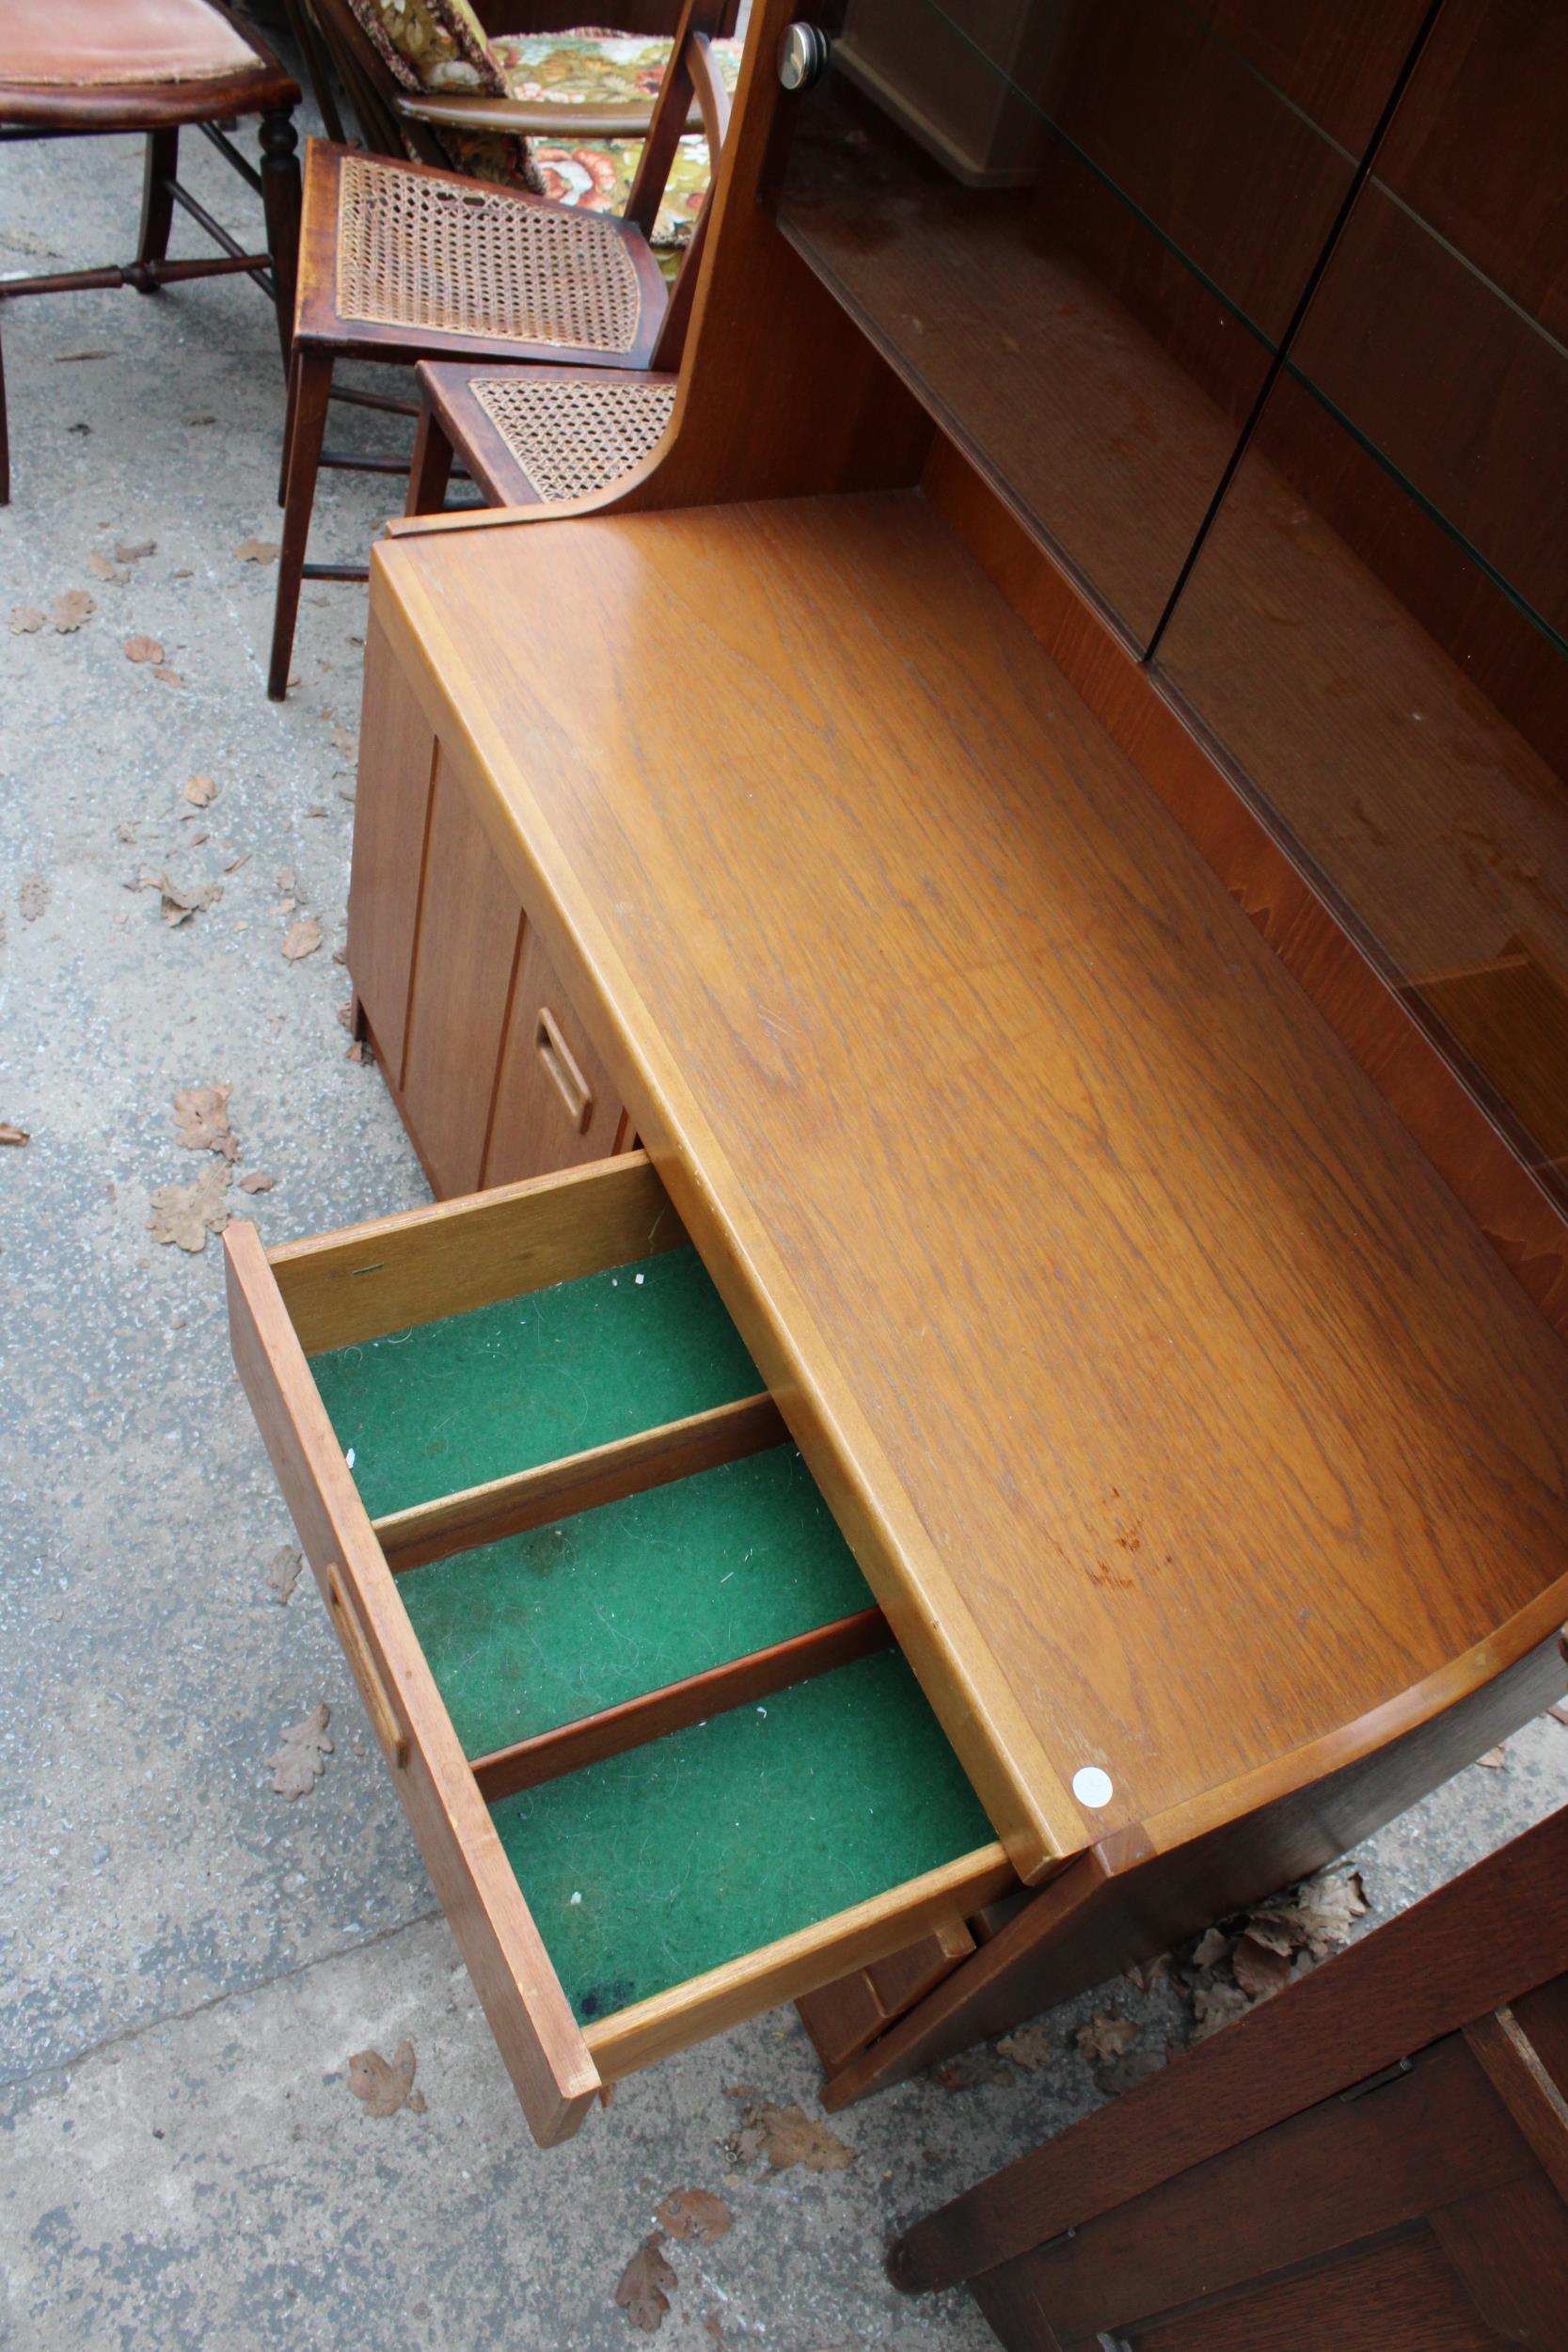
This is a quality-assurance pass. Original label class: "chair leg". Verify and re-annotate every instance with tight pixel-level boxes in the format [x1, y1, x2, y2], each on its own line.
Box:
[136, 129, 180, 282]
[259, 109, 302, 376]
[270, 346, 333, 701]
[277, 347, 301, 507]
[405, 398, 455, 516]
[0, 308, 9, 508]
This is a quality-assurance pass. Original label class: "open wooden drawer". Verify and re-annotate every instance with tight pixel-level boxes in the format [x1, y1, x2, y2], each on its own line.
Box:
[225, 1152, 1016, 2145]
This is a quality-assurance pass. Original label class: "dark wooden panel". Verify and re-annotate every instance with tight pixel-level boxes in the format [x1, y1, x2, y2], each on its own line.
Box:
[890, 1804, 1568, 2294]
[1130, 2230, 1513, 2352]
[1006, 2038, 1531, 2337]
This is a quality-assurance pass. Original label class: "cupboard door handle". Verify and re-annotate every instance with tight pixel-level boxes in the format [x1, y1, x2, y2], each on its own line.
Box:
[327, 1565, 409, 1769]
[535, 1008, 594, 1134]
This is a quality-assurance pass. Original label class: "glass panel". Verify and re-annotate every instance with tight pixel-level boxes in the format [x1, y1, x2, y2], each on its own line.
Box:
[1156, 0, 1568, 1184]
[774, 0, 1428, 646]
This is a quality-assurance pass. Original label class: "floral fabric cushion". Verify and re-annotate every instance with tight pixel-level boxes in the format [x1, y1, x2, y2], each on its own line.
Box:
[488, 31, 743, 110]
[346, 0, 506, 93]
[344, 0, 546, 187]
[492, 34, 743, 248]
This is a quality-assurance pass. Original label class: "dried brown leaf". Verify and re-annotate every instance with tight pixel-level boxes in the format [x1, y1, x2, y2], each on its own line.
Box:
[87, 550, 129, 585]
[1190, 1926, 1230, 1969]
[233, 538, 280, 564]
[182, 774, 217, 807]
[331, 723, 359, 764]
[1191, 1980, 1251, 2042]
[1105, 2042, 1167, 2094]
[115, 539, 156, 564]
[140, 871, 221, 927]
[51, 590, 94, 632]
[267, 1700, 333, 1798]
[347, 2038, 425, 2117]
[1075, 2013, 1139, 2064]
[1477, 1744, 1508, 1770]
[9, 606, 45, 634]
[1231, 1932, 1293, 2002]
[929, 2052, 1013, 2090]
[172, 1082, 237, 1160]
[1251, 1870, 1369, 1959]
[616, 2235, 676, 2334]
[148, 1161, 231, 1252]
[265, 1544, 303, 1604]
[123, 634, 164, 664]
[655, 2189, 730, 2245]
[1547, 1702, 1568, 1727]
[1123, 1953, 1171, 1994]
[152, 666, 184, 687]
[1237, 1914, 1294, 1958]
[995, 2022, 1053, 2072]
[281, 914, 323, 962]
[239, 1170, 275, 1195]
[18, 875, 49, 922]
[727, 2100, 853, 2172]
[0, 1123, 29, 1146]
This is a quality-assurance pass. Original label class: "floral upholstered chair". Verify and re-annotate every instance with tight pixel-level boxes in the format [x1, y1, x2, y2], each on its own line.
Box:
[340, 2, 743, 247]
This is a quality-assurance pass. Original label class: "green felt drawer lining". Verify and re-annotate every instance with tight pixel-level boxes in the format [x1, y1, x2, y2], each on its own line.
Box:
[304, 1227, 997, 2027]
[489, 1646, 995, 2024]
[310, 1243, 762, 1519]
[397, 1443, 875, 1758]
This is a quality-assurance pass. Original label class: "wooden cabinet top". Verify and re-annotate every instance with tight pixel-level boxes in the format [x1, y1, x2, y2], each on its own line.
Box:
[372, 489, 1568, 1877]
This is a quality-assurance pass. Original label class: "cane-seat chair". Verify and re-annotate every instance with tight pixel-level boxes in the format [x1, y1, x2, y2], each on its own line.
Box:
[403, 2, 728, 522]
[268, 0, 735, 696]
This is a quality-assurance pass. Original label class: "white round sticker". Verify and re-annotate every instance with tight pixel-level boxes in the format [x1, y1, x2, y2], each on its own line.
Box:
[1072, 1766, 1114, 1809]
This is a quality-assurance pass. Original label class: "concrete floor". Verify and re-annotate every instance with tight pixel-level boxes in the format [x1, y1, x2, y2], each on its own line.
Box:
[4, 54, 1568, 2352]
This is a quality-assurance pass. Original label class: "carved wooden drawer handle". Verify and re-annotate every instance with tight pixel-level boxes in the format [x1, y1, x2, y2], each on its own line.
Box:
[535, 1007, 594, 1134]
[327, 1566, 409, 1769]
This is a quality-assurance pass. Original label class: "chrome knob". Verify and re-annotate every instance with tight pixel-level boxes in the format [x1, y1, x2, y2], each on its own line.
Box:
[778, 23, 830, 90]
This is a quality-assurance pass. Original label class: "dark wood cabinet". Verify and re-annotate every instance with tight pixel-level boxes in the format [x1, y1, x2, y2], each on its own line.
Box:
[891, 1804, 1568, 2351]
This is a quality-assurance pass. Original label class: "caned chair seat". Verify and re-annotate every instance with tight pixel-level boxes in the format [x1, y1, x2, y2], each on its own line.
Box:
[332, 153, 648, 356]
[413, 361, 676, 507]
[268, 2, 732, 698]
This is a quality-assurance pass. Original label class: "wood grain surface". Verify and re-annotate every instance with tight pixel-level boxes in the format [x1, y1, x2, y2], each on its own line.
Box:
[369, 488, 1568, 1871]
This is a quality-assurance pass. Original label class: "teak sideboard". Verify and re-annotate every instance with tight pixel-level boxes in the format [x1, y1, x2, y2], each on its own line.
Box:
[228, 0, 1568, 2148]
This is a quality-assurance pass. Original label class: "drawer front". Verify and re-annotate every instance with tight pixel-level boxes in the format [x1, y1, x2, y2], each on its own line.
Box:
[226, 1153, 1013, 2147]
[484, 921, 634, 1186]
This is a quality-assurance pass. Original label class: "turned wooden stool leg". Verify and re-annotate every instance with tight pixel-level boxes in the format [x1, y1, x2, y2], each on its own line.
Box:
[405, 397, 454, 516]
[259, 107, 302, 375]
[270, 343, 332, 700]
[136, 128, 180, 282]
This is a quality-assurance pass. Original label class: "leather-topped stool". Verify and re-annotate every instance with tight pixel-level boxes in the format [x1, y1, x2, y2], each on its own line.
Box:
[0, 0, 301, 501]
